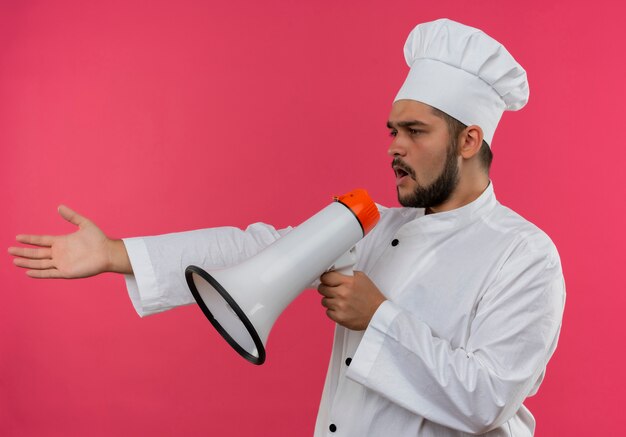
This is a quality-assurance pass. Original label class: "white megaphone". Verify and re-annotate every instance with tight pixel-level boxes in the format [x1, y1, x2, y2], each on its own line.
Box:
[185, 189, 380, 365]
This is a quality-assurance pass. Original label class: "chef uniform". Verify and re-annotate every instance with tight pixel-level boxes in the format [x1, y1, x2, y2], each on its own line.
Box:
[122, 19, 565, 437]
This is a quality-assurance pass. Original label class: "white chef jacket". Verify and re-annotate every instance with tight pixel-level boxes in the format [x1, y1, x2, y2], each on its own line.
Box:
[122, 183, 565, 436]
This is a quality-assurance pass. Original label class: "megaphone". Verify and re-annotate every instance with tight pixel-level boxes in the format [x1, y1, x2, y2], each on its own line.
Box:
[185, 189, 379, 365]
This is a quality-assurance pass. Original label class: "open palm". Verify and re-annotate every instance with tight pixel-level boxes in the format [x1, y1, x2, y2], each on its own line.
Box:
[9, 205, 113, 279]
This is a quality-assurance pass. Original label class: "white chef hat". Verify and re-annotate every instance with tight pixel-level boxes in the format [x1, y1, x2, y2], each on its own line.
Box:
[394, 18, 529, 145]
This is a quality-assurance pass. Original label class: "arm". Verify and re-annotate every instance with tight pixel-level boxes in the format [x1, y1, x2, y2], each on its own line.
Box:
[352, 246, 564, 433]
[9, 205, 131, 278]
[319, 240, 565, 433]
[122, 222, 289, 316]
[9, 205, 290, 317]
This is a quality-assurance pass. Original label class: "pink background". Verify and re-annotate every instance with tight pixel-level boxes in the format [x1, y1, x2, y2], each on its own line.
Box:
[1, 1, 625, 435]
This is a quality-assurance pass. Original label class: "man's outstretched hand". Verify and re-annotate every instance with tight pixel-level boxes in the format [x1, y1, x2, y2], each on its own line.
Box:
[8, 205, 132, 279]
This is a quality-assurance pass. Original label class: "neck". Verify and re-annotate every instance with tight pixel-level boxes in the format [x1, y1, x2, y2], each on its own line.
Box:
[428, 171, 490, 214]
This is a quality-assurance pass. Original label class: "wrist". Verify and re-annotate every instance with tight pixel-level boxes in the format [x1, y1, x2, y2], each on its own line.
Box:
[106, 239, 133, 274]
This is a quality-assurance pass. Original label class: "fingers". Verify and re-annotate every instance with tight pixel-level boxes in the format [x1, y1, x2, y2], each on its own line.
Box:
[318, 270, 355, 297]
[319, 285, 350, 326]
[26, 269, 63, 279]
[15, 234, 55, 247]
[318, 284, 333, 297]
[11, 256, 64, 278]
[13, 257, 55, 270]
[321, 297, 341, 325]
[58, 204, 88, 227]
[325, 308, 340, 324]
[8, 246, 52, 259]
[320, 271, 349, 286]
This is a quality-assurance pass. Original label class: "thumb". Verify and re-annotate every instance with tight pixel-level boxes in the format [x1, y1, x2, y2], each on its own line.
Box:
[58, 204, 88, 227]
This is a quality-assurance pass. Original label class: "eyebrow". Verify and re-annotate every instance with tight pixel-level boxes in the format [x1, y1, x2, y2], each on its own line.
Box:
[386, 120, 430, 129]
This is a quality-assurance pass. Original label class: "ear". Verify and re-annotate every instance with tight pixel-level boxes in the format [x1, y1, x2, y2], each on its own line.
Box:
[458, 125, 484, 159]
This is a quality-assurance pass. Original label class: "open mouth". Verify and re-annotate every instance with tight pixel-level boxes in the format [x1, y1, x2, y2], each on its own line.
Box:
[394, 167, 409, 178]
[392, 161, 414, 183]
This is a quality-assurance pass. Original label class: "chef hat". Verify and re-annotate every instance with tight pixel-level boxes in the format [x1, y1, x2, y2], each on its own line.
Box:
[394, 18, 529, 145]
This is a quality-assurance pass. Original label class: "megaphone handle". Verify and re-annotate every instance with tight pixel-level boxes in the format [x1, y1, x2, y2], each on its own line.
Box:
[335, 265, 354, 276]
[331, 247, 356, 277]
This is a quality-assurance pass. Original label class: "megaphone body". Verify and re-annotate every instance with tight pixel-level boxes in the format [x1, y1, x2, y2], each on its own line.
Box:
[185, 189, 379, 364]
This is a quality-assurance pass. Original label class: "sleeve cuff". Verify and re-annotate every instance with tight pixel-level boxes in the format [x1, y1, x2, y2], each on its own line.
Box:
[347, 300, 402, 382]
[122, 237, 163, 317]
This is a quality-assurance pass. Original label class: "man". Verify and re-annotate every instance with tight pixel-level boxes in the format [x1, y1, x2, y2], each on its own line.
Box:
[9, 19, 565, 436]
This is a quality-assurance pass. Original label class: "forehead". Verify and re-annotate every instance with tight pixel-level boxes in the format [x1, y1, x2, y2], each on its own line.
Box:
[388, 99, 443, 126]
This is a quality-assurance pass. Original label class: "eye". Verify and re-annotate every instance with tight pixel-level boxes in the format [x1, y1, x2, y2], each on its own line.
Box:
[409, 128, 423, 136]
[389, 130, 398, 138]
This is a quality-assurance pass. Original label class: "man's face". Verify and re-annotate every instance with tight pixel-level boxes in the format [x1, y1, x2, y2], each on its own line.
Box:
[387, 100, 460, 209]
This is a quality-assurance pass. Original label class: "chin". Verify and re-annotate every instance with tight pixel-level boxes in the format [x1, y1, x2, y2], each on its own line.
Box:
[396, 189, 415, 208]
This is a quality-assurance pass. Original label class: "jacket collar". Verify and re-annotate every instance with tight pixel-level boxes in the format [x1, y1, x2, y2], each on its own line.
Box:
[396, 181, 497, 235]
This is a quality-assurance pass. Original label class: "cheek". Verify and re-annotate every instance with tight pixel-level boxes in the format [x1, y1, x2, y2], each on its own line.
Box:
[410, 146, 448, 180]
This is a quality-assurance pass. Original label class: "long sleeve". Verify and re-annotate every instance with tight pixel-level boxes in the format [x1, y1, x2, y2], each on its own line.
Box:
[122, 223, 291, 317]
[346, 237, 566, 434]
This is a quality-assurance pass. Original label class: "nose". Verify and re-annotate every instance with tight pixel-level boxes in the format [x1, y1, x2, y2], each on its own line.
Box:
[387, 135, 408, 157]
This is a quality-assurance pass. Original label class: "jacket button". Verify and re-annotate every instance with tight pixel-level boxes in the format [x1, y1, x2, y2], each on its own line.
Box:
[391, 238, 399, 247]
[329, 424, 337, 432]
[345, 357, 352, 366]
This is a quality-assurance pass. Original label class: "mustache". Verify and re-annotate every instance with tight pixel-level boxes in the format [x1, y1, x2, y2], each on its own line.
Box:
[391, 157, 416, 179]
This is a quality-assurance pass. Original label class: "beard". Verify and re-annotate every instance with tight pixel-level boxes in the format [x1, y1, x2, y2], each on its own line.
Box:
[394, 140, 460, 209]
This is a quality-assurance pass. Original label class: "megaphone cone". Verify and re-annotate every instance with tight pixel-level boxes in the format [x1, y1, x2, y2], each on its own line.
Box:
[185, 189, 379, 364]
